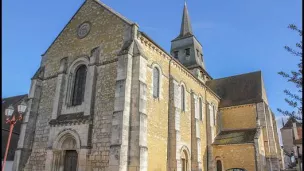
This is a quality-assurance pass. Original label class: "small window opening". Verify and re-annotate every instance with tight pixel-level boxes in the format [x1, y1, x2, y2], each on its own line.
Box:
[185, 48, 190, 56]
[174, 51, 179, 59]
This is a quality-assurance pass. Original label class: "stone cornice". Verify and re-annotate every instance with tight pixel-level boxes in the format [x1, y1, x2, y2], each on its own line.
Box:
[137, 32, 220, 101]
[49, 112, 92, 127]
[219, 103, 256, 111]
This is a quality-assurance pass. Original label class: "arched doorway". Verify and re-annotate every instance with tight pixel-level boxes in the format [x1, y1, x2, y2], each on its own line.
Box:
[181, 150, 188, 171]
[61, 137, 78, 171]
[216, 160, 222, 171]
[51, 130, 81, 171]
[64, 150, 78, 171]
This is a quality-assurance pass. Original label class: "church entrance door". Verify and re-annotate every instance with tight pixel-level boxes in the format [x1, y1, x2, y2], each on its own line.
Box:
[64, 150, 78, 171]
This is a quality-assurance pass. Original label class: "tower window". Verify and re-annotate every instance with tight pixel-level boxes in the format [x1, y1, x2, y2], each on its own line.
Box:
[174, 51, 179, 59]
[196, 49, 200, 57]
[201, 54, 203, 61]
[185, 48, 190, 56]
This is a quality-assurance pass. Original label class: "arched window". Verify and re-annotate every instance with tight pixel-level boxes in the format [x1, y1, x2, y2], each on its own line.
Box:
[153, 67, 160, 98]
[216, 160, 222, 171]
[199, 98, 203, 121]
[181, 150, 188, 171]
[181, 85, 185, 111]
[71, 65, 87, 106]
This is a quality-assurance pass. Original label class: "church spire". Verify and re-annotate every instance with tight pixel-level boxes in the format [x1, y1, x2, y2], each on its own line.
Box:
[179, 2, 193, 37]
[171, 1, 210, 81]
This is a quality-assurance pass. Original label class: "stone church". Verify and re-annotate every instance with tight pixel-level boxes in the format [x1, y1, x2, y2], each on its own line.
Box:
[13, 0, 282, 170]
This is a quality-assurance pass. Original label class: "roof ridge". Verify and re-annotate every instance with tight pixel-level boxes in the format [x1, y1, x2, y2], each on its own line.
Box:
[2, 94, 28, 101]
[208, 70, 261, 82]
[93, 0, 134, 25]
[42, 0, 134, 56]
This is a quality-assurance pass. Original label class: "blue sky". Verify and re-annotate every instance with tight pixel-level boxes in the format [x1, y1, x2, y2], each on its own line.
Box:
[2, 0, 302, 143]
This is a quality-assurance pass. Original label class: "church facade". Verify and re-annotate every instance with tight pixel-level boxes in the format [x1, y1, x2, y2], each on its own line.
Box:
[13, 0, 282, 171]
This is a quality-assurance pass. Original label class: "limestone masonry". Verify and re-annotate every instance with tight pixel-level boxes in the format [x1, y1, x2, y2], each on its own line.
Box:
[13, 0, 282, 170]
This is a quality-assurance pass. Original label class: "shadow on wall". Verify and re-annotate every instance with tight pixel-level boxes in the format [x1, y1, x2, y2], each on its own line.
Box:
[203, 146, 207, 170]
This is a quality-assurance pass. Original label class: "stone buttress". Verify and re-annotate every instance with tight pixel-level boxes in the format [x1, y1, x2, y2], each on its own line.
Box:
[13, 67, 44, 171]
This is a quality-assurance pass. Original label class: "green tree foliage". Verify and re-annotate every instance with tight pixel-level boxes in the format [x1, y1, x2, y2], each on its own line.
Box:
[277, 24, 302, 121]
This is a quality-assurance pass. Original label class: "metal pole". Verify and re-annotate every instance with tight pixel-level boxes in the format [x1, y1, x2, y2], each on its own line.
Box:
[2, 123, 14, 171]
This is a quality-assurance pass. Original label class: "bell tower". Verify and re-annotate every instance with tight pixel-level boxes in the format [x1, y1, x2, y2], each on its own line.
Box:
[170, 2, 211, 82]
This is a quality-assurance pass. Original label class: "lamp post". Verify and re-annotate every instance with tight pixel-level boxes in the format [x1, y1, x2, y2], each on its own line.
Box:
[2, 100, 27, 171]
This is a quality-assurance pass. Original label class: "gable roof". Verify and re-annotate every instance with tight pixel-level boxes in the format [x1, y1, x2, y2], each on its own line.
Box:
[2, 94, 28, 131]
[282, 117, 302, 129]
[206, 71, 263, 108]
[212, 129, 257, 145]
[42, 0, 134, 56]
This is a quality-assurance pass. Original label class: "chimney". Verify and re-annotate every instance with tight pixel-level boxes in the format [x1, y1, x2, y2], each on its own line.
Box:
[293, 122, 299, 140]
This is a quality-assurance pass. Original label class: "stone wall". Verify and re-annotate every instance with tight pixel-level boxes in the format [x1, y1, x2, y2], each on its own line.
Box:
[138, 32, 220, 171]
[213, 144, 256, 171]
[22, 0, 133, 170]
[220, 104, 257, 130]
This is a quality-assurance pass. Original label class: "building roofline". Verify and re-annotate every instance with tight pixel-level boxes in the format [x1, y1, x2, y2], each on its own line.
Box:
[2, 94, 28, 102]
[94, 0, 134, 25]
[139, 31, 220, 100]
[210, 70, 262, 81]
[41, 0, 134, 56]
[171, 34, 204, 48]
[186, 65, 213, 79]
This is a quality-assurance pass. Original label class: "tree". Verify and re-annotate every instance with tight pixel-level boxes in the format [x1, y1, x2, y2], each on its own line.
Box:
[277, 24, 302, 121]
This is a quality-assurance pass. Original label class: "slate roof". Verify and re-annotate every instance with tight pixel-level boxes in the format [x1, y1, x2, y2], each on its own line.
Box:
[173, 2, 193, 40]
[206, 71, 263, 108]
[282, 117, 302, 129]
[212, 129, 257, 145]
[2, 94, 28, 160]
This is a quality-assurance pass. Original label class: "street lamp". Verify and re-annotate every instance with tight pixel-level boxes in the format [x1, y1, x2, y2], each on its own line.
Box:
[2, 100, 27, 171]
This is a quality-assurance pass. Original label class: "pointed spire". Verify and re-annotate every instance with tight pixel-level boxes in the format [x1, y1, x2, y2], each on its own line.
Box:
[179, 2, 193, 37]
